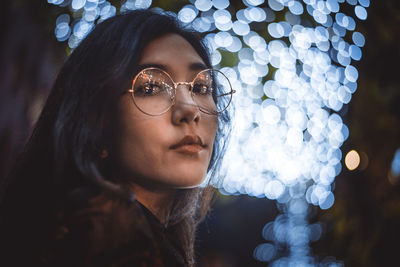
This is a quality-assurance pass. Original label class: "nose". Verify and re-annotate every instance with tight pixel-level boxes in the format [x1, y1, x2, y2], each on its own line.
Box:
[171, 83, 200, 125]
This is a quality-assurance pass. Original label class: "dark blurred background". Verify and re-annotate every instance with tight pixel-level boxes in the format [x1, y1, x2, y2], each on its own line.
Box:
[1, 0, 399, 266]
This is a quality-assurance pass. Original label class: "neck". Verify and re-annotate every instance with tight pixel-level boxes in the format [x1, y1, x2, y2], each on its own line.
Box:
[129, 183, 176, 225]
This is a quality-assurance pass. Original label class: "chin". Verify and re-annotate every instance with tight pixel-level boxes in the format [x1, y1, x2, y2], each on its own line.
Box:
[163, 164, 207, 189]
[168, 172, 206, 189]
[173, 177, 205, 189]
[175, 181, 204, 189]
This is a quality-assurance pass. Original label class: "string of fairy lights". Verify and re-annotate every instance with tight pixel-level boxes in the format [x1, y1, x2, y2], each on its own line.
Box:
[47, 0, 369, 265]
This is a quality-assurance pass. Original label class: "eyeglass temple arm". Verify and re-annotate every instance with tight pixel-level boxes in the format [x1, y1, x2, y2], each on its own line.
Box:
[216, 89, 236, 97]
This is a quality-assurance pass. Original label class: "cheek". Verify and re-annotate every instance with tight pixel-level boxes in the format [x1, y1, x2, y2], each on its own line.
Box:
[118, 117, 165, 165]
[115, 125, 167, 185]
[115, 98, 163, 177]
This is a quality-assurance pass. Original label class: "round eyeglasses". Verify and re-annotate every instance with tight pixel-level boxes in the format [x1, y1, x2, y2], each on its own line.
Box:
[127, 68, 235, 116]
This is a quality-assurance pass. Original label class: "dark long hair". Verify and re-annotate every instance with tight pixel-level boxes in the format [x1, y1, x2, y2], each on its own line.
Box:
[0, 9, 230, 267]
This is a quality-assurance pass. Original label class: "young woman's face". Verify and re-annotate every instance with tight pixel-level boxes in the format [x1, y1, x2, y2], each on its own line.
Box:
[116, 33, 218, 190]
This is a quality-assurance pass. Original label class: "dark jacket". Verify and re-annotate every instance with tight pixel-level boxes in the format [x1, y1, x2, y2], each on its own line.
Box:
[1, 198, 186, 267]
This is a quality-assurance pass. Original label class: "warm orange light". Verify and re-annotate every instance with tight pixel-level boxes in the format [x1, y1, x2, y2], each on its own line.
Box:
[345, 150, 360, 171]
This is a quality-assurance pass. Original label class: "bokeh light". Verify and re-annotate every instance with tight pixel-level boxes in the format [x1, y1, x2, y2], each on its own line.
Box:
[391, 149, 400, 176]
[345, 149, 360, 171]
[388, 148, 400, 185]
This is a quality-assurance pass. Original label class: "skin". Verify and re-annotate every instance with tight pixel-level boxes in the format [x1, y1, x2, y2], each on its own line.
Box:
[115, 33, 218, 222]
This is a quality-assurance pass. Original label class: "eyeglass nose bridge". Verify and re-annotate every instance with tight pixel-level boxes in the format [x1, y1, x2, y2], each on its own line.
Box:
[171, 81, 195, 102]
[174, 81, 193, 90]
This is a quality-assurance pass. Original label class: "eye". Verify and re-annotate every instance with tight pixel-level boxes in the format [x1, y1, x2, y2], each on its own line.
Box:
[192, 83, 213, 96]
[135, 82, 163, 96]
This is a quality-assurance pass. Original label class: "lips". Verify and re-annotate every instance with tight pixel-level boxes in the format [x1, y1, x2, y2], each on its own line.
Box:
[170, 135, 206, 154]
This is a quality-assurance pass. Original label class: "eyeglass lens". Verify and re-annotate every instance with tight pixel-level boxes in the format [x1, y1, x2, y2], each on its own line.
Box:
[132, 68, 232, 115]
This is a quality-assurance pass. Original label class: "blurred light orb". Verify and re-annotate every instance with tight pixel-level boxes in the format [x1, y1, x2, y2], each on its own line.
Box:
[249, 35, 266, 51]
[268, 23, 285, 38]
[254, 49, 270, 65]
[192, 17, 212, 32]
[133, 0, 152, 9]
[288, 1, 304, 15]
[345, 65, 359, 82]
[389, 149, 400, 185]
[211, 49, 222, 65]
[213, 9, 231, 24]
[268, 0, 284, 11]
[252, 61, 269, 76]
[220, 67, 237, 82]
[68, 33, 80, 48]
[345, 150, 360, 171]
[319, 191, 335, 209]
[262, 102, 281, 125]
[349, 44, 362, 60]
[83, 8, 99, 22]
[178, 6, 197, 23]
[73, 20, 92, 39]
[355, 5, 368, 20]
[48, 0, 64, 4]
[337, 86, 351, 103]
[315, 26, 329, 41]
[226, 36, 243, 52]
[236, 9, 251, 23]
[391, 149, 400, 176]
[326, 0, 340, 13]
[84, 0, 98, 11]
[71, 0, 86, 10]
[214, 31, 233, 47]
[313, 9, 328, 24]
[335, 13, 347, 27]
[246, 7, 266, 22]
[55, 22, 71, 41]
[358, 0, 370, 7]
[100, 4, 116, 21]
[337, 52, 350, 66]
[245, 0, 265, 6]
[233, 20, 251, 35]
[195, 0, 213, 11]
[254, 243, 276, 262]
[212, 0, 229, 9]
[56, 13, 70, 24]
[352, 31, 366, 47]
[215, 20, 232, 31]
[346, 0, 358, 6]
[265, 180, 285, 199]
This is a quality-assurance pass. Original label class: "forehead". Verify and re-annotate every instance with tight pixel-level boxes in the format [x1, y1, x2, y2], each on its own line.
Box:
[138, 33, 206, 76]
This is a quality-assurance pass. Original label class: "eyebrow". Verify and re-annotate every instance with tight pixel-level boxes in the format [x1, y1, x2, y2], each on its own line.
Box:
[136, 62, 208, 73]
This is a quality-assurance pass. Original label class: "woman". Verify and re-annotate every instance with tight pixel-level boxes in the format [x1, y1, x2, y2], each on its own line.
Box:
[0, 9, 233, 267]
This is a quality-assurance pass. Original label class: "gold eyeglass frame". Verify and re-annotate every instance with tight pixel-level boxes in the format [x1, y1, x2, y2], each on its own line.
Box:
[127, 67, 236, 116]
